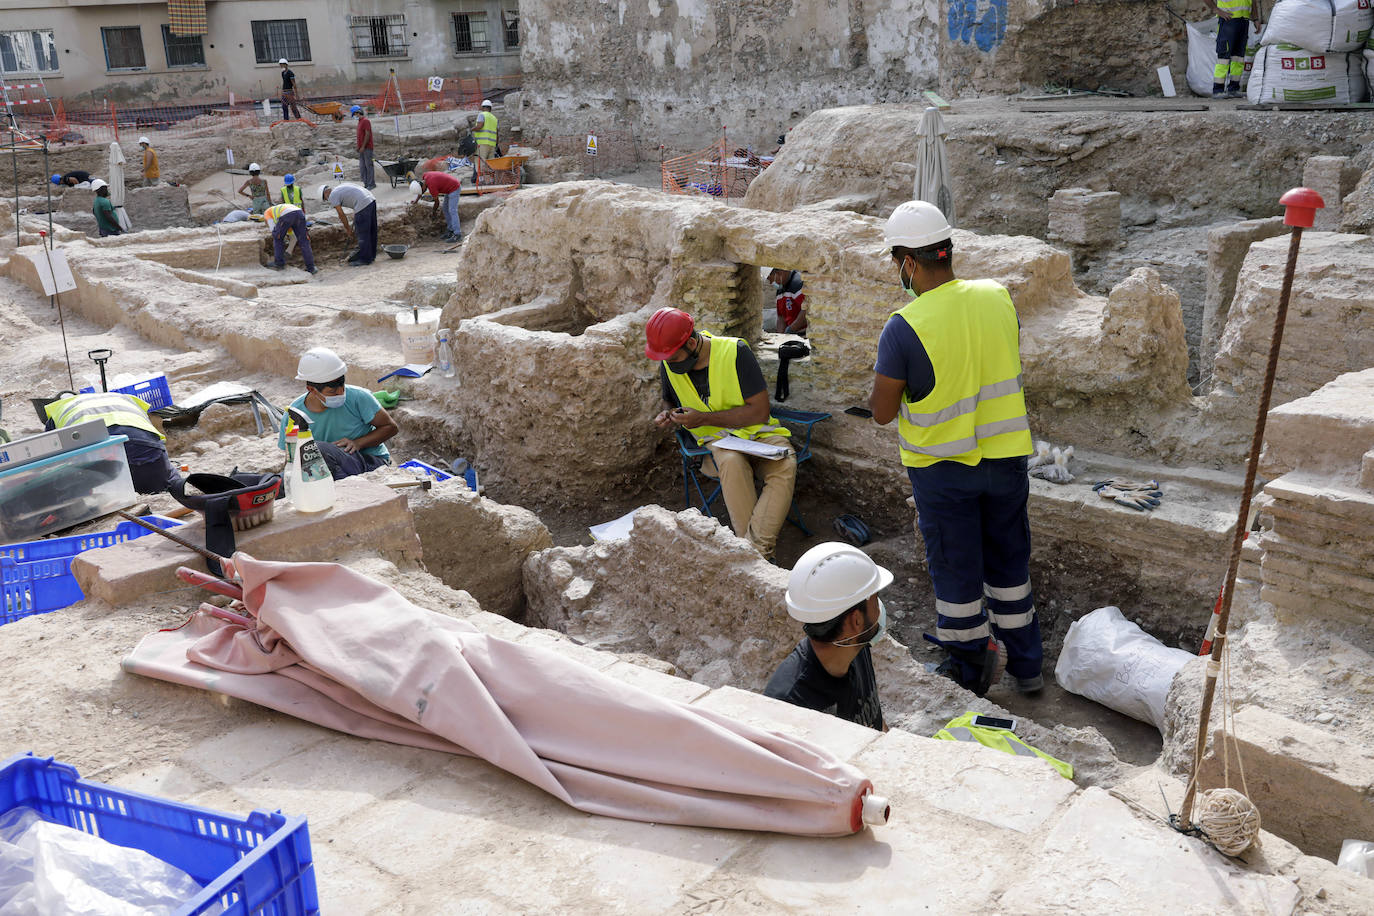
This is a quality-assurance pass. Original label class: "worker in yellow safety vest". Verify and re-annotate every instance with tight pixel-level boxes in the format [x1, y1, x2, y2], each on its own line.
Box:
[280, 174, 304, 206]
[867, 200, 1041, 698]
[44, 392, 181, 494]
[1208, 0, 1251, 98]
[473, 99, 498, 159]
[646, 307, 795, 559]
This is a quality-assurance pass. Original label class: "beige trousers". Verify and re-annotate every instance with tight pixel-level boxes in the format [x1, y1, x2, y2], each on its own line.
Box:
[476, 143, 497, 160]
[702, 435, 797, 558]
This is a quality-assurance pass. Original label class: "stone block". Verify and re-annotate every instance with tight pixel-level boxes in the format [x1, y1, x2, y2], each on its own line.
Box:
[1201, 216, 1287, 387]
[1302, 155, 1361, 232]
[72, 477, 422, 607]
[1198, 706, 1374, 863]
[1262, 368, 1374, 487]
[178, 718, 335, 784]
[1341, 163, 1374, 233]
[1046, 187, 1121, 247]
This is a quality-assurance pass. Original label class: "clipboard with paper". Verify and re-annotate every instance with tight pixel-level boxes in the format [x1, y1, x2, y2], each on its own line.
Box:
[709, 435, 790, 460]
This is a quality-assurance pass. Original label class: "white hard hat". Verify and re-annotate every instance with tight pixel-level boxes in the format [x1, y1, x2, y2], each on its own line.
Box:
[278, 58, 289, 65]
[138, 136, 150, 145]
[784, 543, 893, 623]
[883, 200, 953, 250]
[249, 162, 261, 172]
[295, 347, 348, 383]
[481, 99, 492, 108]
[319, 184, 331, 200]
[89, 179, 107, 191]
[409, 179, 422, 195]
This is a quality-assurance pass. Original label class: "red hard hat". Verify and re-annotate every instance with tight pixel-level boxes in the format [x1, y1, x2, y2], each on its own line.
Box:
[644, 307, 695, 360]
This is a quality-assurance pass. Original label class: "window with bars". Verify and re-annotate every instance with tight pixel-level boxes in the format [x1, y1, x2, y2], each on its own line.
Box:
[161, 25, 206, 68]
[500, 8, 519, 49]
[453, 12, 490, 54]
[101, 26, 146, 70]
[251, 19, 311, 64]
[349, 14, 409, 59]
[0, 29, 58, 74]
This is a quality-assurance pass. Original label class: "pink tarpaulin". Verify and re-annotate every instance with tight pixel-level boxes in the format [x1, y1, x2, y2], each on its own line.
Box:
[123, 555, 885, 836]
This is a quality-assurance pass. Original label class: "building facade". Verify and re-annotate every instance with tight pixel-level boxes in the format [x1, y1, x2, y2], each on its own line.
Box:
[0, 0, 521, 106]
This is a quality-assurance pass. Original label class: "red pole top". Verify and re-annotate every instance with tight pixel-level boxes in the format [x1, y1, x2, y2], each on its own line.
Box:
[1279, 186, 1325, 229]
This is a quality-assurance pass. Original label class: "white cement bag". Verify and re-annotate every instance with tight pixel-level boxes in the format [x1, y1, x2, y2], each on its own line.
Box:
[1187, 19, 1263, 94]
[1366, 48, 1374, 92]
[1054, 606, 1194, 732]
[1247, 44, 1366, 102]
[1263, 0, 1373, 52]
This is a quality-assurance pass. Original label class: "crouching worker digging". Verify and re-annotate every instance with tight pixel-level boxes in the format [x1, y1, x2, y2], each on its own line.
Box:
[278, 347, 397, 479]
[765, 543, 892, 730]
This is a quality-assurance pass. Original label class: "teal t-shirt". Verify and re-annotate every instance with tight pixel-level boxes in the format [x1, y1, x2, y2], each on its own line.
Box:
[93, 196, 120, 233]
[278, 385, 390, 459]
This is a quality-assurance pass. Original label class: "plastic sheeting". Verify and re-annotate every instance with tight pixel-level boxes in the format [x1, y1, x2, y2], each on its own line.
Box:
[124, 554, 881, 837]
[1053, 606, 1194, 732]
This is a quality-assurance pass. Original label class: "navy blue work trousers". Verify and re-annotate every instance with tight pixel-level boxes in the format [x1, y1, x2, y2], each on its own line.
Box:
[351, 202, 377, 264]
[909, 455, 1042, 683]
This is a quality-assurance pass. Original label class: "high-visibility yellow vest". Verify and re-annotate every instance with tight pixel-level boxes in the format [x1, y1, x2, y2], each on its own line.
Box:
[474, 111, 497, 146]
[1217, 0, 1250, 18]
[263, 203, 300, 229]
[934, 712, 1074, 779]
[45, 392, 163, 440]
[665, 333, 791, 446]
[891, 279, 1033, 468]
[281, 184, 303, 206]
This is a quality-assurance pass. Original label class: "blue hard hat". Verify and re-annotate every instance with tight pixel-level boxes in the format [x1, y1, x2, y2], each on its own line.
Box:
[283, 174, 295, 185]
[51, 174, 62, 184]
[351, 105, 362, 115]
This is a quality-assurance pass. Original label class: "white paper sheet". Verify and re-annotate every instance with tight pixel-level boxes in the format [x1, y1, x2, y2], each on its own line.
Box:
[589, 507, 644, 542]
[710, 435, 789, 459]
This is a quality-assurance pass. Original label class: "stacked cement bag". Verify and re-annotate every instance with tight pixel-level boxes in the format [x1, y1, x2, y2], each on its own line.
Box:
[1186, 20, 1263, 95]
[1248, 0, 1373, 102]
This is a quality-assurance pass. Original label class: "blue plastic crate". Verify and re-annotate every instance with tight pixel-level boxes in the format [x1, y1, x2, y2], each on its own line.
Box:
[0, 753, 318, 916]
[1, 515, 183, 624]
[78, 373, 174, 409]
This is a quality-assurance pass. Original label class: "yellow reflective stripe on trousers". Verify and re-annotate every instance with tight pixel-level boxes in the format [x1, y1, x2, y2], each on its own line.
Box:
[899, 375, 1024, 428]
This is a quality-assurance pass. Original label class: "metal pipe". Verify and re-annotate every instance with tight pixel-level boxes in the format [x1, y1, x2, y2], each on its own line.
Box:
[116, 510, 225, 564]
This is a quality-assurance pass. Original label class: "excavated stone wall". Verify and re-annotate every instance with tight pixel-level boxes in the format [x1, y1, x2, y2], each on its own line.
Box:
[56, 185, 193, 234]
[743, 106, 1374, 238]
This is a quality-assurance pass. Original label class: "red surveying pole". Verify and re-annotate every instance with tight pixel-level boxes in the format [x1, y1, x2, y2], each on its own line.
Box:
[1178, 187, 1325, 828]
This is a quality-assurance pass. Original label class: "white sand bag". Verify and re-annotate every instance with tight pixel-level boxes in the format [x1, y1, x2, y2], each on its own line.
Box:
[1247, 44, 1365, 102]
[1054, 606, 1194, 732]
[1330, 0, 1373, 51]
[1189, 19, 1264, 95]
[1263, 0, 1338, 52]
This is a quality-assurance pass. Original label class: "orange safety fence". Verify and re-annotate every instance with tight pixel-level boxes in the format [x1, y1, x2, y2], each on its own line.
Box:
[371, 76, 483, 114]
[661, 138, 773, 201]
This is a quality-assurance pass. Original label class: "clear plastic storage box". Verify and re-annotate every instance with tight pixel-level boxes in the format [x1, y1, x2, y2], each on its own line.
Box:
[0, 435, 135, 542]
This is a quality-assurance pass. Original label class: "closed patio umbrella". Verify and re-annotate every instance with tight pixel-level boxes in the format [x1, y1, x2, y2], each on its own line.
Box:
[912, 106, 954, 226]
[108, 140, 132, 231]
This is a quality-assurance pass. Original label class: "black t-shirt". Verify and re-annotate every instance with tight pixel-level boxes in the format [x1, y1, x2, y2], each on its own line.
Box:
[764, 639, 884, 731]
[659, 339, 766, 407]
[63, 170, 91, 184]
[281, 68, 296, 92]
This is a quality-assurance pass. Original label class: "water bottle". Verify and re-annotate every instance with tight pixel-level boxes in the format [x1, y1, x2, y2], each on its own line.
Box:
[436, 328, 457, 380]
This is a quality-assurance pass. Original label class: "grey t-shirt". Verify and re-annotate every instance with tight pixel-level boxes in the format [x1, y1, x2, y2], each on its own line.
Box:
[328, 184, 375, 210]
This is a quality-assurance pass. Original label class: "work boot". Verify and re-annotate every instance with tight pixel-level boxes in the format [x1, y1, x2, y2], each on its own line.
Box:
[1014, 674, 1045, 694]
[1211, 82, 1225, 99]
[1225, 82, 1243, 99]
[927, 637, 1006, 697]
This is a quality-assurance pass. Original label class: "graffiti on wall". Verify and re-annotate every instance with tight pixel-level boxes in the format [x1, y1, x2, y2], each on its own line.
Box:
[948, 0, 1008, 52]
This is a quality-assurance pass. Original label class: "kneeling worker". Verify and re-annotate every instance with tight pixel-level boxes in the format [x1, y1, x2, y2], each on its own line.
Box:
[646, 307, 795, 559]
[764, 542, 891, 730]
[44, 391, 181, 494]
[279, 347, 397, 479]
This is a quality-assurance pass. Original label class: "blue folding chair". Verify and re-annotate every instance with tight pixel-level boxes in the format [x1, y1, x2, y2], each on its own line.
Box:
[675, 406, 831, 535]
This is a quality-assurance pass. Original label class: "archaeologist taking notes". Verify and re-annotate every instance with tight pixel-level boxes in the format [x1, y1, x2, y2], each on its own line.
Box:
[764, 542, 892, 730]
[868, 200, 1042, 698]
[279, 347, 397, 479]
[646, 306, 795, 560]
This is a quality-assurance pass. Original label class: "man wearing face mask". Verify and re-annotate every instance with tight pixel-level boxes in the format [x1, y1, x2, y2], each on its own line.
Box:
[867, 200, 1041, 699]
[646, 307, 796, 560]
[278, 347, 398, 479]
[764, 542, 891, 730]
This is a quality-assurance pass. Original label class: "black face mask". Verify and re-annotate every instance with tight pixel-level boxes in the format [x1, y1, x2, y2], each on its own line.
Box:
[666, 341, 698, 374]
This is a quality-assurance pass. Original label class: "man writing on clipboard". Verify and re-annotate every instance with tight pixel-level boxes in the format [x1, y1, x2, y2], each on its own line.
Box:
[646, 307, 796, 560]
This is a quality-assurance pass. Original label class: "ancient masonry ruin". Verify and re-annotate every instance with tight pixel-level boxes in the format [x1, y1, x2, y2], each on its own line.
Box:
[2, 68, 1374, 914]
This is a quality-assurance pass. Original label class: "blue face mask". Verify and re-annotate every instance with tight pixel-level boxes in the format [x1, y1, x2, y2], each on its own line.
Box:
[322, 393, 346, 408]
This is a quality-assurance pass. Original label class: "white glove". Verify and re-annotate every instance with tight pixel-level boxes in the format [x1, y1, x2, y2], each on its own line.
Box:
[1029, 446, 1075, 483]
[1026, 440, 1053, 470]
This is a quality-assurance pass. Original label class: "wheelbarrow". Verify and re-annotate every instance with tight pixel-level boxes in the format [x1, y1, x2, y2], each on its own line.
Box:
[379, 157, 420, 188]
[304, 100, 347, 122]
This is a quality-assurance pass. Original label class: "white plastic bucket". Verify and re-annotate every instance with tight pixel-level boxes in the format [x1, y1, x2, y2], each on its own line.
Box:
[395, 308, 441, 364]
